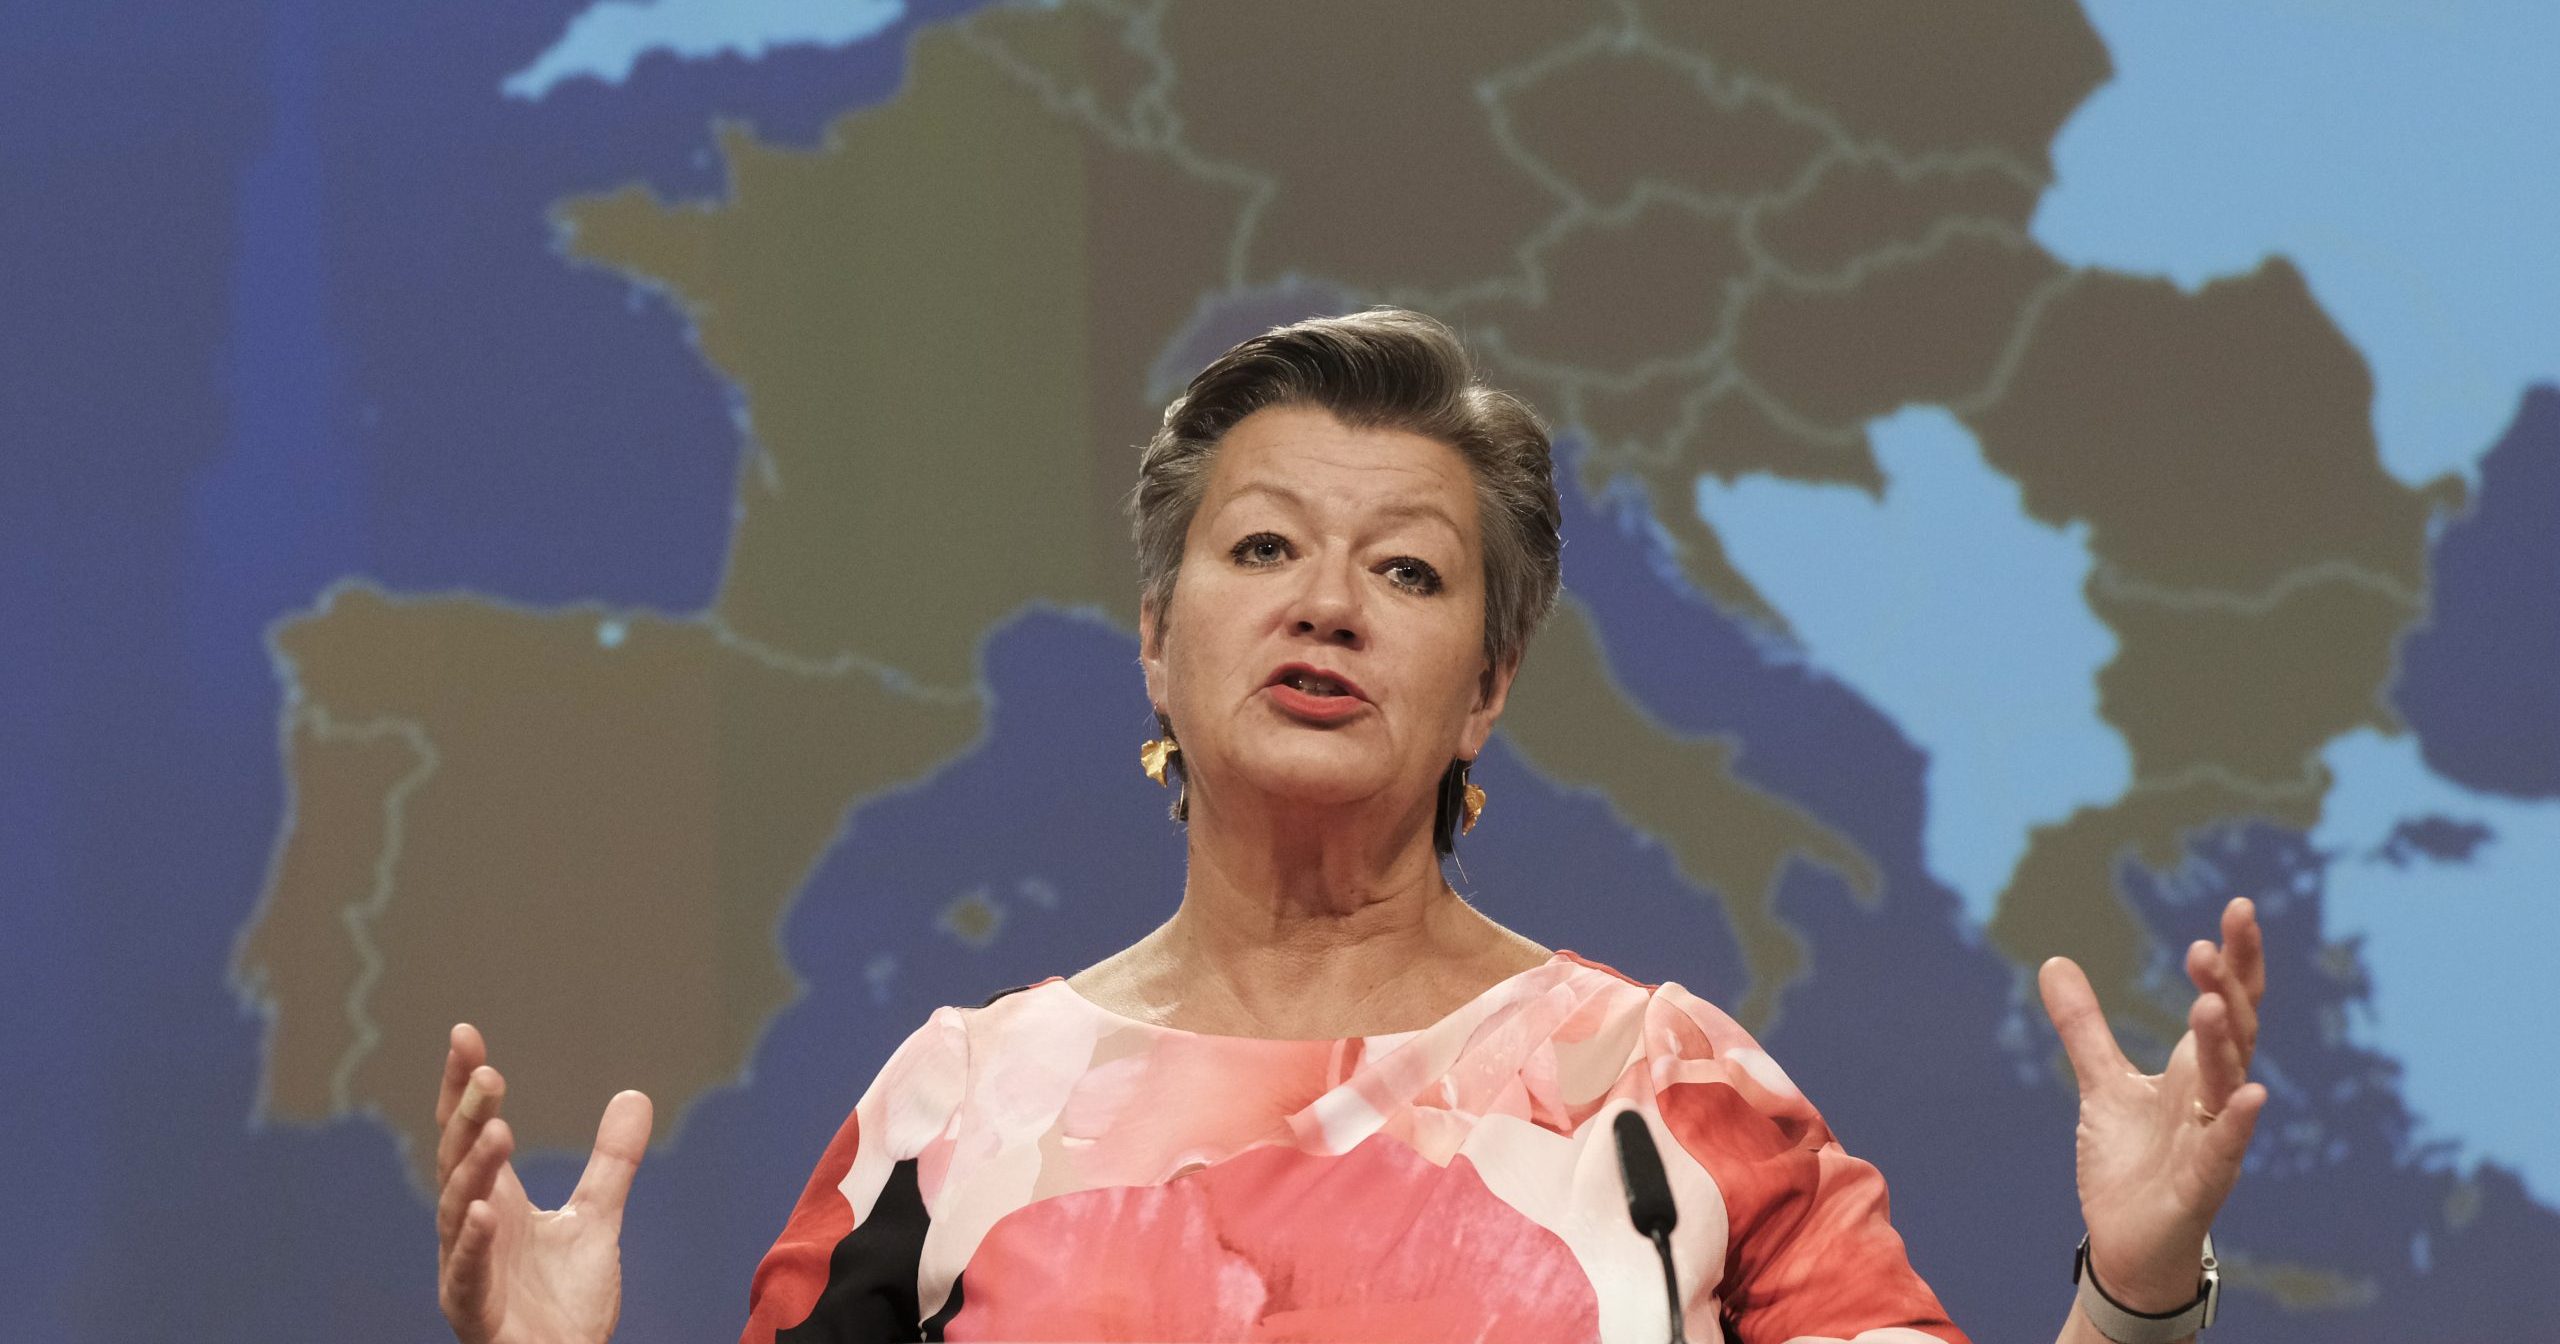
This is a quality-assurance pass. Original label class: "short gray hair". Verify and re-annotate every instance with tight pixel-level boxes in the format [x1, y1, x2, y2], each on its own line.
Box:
[1126, 308, 1563, 671]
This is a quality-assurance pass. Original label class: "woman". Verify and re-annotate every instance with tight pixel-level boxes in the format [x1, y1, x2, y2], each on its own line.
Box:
[432, 310, 2267, 1343]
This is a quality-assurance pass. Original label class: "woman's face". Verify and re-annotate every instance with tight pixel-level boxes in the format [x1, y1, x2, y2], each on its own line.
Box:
[1141, 405, 1513, 829]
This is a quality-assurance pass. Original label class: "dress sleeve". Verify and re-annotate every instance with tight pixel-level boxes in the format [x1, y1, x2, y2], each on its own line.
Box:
[741, 1006, 970, 1344]
[1645, 986, 1970, 1344]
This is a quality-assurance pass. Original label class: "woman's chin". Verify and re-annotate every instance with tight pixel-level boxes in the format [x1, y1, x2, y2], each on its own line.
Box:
[1222, 760, 1400, 816]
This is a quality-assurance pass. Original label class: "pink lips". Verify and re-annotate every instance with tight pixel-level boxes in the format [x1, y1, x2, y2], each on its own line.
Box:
[1265, 662, 1368, 722]
[1266, 662, 1368, 701]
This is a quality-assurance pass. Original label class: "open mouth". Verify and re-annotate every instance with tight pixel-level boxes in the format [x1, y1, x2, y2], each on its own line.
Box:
[1282, 671, 1350, 697]
[1268, 663, 1366, 704]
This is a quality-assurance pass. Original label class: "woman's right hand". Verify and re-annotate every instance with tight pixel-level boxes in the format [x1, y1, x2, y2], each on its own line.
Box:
[435, 1023, 653, 1344]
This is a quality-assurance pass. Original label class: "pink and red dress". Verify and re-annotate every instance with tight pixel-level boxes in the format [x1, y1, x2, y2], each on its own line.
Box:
[741, 951, 1968, 1343]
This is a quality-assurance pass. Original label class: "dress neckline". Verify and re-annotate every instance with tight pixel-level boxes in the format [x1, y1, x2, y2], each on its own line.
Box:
[1030, 949, 1624, 1044]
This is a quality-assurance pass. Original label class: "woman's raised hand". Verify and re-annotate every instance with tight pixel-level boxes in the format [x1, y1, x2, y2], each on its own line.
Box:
[435, 1024, 653, 1344]
[2038, 897, 2269, 1313]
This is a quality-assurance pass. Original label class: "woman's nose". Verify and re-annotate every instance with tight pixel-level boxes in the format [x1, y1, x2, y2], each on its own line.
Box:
[1287, 556, 1364, 646]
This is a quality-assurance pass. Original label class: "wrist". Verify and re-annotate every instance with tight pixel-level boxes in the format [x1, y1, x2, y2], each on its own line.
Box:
[2074, 1233, 2221, 1343]
[2088, 1240, 2209, 1313]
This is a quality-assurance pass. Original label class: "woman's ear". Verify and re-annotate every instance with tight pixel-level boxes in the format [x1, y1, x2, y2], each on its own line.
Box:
[1139, 596, 1169, 712]
[1459, 653, 1519, 757]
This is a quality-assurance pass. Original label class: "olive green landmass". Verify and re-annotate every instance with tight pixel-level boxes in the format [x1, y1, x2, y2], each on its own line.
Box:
[232, 585, 979, 1182]
[236, 715, 432, 1122]
[1750, 154, 2041, 280]
[1963, 262, 2459, 594]
[1498, 597, 1881, 1031]
[2091, 576, 2416, 787]
[1666, 380, 1886, 494]
[962, 0, 1158, 144]
[1153, 2, 1594, 294]
[1731, 229, 2065, 430]
[1496, 44, 1835, 210]
[1633, 0, 2112, 174]
[1486, 199, 1753, 372]
[560, 28, 1245, 687]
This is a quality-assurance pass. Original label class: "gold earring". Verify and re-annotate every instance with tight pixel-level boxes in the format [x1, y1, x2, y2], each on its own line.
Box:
[1140, 737, 1178, 787]
[1461, 778, 1486, 834]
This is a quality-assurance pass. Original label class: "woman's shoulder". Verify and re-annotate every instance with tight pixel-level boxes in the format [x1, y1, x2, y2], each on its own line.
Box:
[1533, 952, 1815, 1102]
[1543, 951, 1757, 1047]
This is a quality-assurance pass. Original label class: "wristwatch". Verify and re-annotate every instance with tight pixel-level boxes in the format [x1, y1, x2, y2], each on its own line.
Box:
[2072, 1234, 2219, 1343]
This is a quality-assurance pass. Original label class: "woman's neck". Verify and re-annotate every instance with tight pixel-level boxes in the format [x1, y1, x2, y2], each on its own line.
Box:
[1072, 799, 1549, 1039]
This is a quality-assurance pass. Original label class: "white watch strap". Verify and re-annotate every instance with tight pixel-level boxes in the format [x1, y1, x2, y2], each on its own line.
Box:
[2073, 1233, 2219, 1343]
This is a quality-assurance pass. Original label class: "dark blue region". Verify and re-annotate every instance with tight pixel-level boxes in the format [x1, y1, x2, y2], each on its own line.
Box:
[0, 0, 994, 1338]
[2116, 825, 2560, 1336]
[0, 4, 279, 1333]
[2372, 814, 2496, 868]
[2394, 384, 2560, 799]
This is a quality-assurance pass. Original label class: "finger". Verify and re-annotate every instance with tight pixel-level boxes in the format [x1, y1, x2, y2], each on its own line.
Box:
[436, 1023, 486, 1131]
[437, 1064, 506, 1190]
[2189, 992, 2245, 1110]
[2223, 897, 2267, 1005]
[2191, 940, 2260, 1064]
[569, 1090, 654, 1226]
[441, 1198, 499, 1329]
[438, 1117, 515, 1250]
[2038, 957, 2135, 1095]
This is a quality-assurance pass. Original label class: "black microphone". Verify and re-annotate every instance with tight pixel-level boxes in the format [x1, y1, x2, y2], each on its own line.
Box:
[1613, 1110, 1688, 1344]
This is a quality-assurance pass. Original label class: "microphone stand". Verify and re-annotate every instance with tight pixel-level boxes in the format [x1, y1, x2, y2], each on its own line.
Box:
[1613, 1110, 1689, 1344]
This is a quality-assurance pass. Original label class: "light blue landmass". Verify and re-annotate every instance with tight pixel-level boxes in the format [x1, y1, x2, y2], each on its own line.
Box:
[2313, 729, 2560, 1207]
[503, 0, 907, 100]
[2035, 0, 2560, 488]
[1692, 405, 2129, 928]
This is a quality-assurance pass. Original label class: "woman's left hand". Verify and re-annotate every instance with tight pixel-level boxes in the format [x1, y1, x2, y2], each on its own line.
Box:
[2038, 897, 2268, 1312]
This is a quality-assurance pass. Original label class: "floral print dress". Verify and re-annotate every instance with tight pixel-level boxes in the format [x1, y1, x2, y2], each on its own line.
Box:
[741, 951, 1969, 1343]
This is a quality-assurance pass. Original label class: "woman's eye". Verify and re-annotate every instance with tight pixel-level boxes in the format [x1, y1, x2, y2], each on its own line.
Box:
[1383, 557, 1444, 595]
[1230, 533, 1291, 566]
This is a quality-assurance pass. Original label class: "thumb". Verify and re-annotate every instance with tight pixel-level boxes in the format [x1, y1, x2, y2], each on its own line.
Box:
[2039, 956, 2134, 1096]
[2201, 1080, 2269, 1173]
[569, 1089, 653, 1226]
